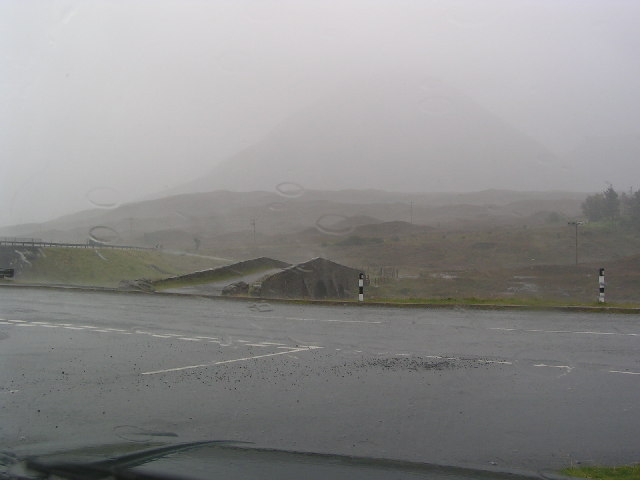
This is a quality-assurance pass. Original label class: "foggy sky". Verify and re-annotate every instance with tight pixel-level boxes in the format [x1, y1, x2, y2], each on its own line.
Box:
[2, 0, 640, 227]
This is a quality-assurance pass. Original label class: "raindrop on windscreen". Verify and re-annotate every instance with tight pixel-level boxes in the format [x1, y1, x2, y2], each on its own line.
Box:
[315, 214, 355, 236]
[88, 226, 120, 244]
[114, 425, 178, 443]
[292, 264, 313, 273]
[248, 302, 273, 313]
[419, 96, 454, 117]
[275, 182, 305, 199]
[86, 187, 121, 209]
[267, 202, 287, 212]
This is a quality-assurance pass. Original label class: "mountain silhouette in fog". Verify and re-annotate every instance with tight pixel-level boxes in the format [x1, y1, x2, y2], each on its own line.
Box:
[177, 76, 565, 194]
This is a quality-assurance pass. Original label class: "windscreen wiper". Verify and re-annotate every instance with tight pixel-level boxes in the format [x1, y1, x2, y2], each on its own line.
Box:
[6, 441, 250, 480]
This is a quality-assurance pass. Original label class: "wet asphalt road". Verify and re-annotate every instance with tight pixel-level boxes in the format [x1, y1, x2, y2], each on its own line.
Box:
[0, 287, 639, 475]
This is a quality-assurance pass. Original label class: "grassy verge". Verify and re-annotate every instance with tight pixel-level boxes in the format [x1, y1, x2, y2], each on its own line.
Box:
[15, 248, 228, 287]
[152, 257, 289, 290]
[367, 296, 640, 308]
[561, 464, 640, 479]
[152, 266, 265, 290]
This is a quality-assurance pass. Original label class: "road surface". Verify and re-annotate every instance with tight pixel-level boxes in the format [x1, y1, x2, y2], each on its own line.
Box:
[0, 287, 638, 475]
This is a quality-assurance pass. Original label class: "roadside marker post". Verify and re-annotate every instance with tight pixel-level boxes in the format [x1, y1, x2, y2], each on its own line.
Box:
[598, 268, 605, 303]
[359, 273, 364, 302]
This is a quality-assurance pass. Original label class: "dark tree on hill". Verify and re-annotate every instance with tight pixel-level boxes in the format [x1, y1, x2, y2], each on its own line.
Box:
[582, 185, 621, 222]
[581, 193, 606, 221]
[602, 185, 620, 219]
[627, 190, 640, 228]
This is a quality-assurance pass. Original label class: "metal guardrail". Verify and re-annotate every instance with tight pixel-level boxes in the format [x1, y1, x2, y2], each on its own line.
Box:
[0, 240, 156, 251]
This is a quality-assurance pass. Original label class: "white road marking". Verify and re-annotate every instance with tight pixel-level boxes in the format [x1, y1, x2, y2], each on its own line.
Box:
[102, 328, 127, 332]
[16, 324, 35, 327]
[177, 337, 201, 341]
[259, 342, 286, 346]
[478, 360, 513, 365]
[63, 326, 85, 330]
[609, 370, 640, 375]
[194, 336, 218, 340]
[236, 340, 250, 343]
[245, 343, 269, 347]
[40, 324, 60, 328]
[141, 346, 323, 375]
[284, 316, 382, 324]
[534, 364, 573, 371]
[0, 321, 12, 325]
[491, 327, 638, 337]
[31, 321, 51, 325]
[151, 334, 174, 338]
[8, 319, 26, 323]
[95, 329, 112, 333]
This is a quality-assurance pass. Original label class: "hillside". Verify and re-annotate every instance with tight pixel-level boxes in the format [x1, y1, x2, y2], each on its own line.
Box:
[0, 189, 587, 251]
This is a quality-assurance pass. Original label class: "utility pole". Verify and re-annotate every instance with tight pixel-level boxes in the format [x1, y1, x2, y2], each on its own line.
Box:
[250, 218, 256, 244]
[410, 201, 414, 225]
[567, 221, 583, 265]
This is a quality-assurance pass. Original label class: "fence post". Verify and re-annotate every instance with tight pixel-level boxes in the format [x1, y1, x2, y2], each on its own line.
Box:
[598, 268, 605, 303]
[358, 273, 364, 302]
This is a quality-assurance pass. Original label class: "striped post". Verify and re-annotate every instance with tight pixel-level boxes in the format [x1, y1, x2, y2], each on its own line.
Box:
[598, 268, 605, 303]
[358, 273, 364, 302]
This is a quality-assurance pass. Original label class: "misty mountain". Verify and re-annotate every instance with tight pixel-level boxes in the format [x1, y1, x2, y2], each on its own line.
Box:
[172, 77, 568, 195]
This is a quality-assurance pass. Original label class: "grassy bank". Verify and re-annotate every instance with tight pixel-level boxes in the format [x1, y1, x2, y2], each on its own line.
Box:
[561, 464, 640, 480]
[13, 247, 228, 287]
[152, 257, 289, 290]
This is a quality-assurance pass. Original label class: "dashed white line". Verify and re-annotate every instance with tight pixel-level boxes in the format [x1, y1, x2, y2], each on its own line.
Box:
[63, 326, 85, 330]
[141, 346, 323, 375]
[245, 343, 269, 347]
[609, 370, 640, 375]
[534, 364, 573, 371]
[284, 316, 382, 324]
[177, 337, 201, 341]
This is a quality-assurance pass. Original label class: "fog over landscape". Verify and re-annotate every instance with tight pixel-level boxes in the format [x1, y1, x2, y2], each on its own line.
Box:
[2, 0, 640, 227]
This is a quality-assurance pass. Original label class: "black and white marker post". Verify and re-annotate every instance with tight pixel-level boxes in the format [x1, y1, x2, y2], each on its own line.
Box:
[359, 273, 364, 302]
[598, 268, 605, 303]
